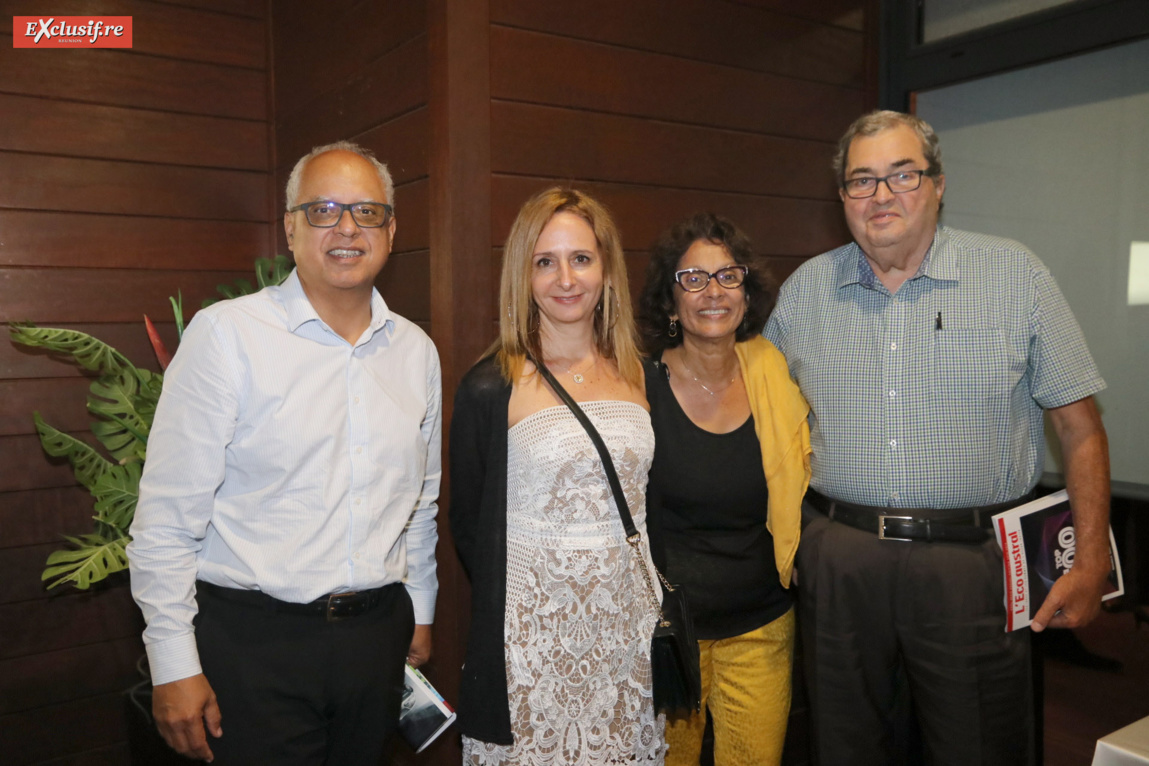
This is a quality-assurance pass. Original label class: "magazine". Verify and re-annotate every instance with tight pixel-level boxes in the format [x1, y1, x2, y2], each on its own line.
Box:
[992, 489, 1124, 632]
[399, 664, 457, 753]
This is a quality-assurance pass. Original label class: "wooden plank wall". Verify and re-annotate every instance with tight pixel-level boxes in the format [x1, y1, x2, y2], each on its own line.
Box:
[0, 1, 274, 763]
[271, 0, 431, 335]
[489, 0, 872, 301]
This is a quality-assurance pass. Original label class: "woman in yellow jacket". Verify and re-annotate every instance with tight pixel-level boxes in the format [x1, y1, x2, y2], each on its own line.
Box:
[639, 213, 810, 766]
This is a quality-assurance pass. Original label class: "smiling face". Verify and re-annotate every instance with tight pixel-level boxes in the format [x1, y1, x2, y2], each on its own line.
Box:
[672, 239, 746, 343]
[530, 211, 605, 335]
[840, 123, 944, 265]
[283, 150, 395, 302]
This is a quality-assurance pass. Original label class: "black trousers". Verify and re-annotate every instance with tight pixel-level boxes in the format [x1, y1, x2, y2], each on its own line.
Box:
[195, 582, 415, 766]
[798, 503, 1034, 766]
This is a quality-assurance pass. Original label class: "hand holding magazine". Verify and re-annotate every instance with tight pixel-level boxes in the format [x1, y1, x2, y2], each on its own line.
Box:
[992, 489, 1123, 632]
[399, 664, 456, 753]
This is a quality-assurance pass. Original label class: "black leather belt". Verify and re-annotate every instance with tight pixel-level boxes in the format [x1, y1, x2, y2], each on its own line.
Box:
[806, 489, 1032, 544]
[197, 581, 396, 622]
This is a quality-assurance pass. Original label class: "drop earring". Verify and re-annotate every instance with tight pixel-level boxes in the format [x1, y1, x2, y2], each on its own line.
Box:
[668, 318, 679, 338]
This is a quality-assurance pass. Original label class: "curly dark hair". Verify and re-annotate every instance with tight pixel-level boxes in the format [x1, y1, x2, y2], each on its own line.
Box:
[638, 213, 775, 355]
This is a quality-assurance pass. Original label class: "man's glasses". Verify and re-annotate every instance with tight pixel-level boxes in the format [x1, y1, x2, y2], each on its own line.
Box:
[674, 265, 748, 292]
[842, 169, 931, 199]
[289, 201, 394, 228]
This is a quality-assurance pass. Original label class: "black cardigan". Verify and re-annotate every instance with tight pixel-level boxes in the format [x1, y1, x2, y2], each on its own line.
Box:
[448, 355, 514, 744]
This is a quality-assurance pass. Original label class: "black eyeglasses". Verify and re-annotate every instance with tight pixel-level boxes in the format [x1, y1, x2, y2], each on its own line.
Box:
[674, 265, 748, 292]
[289, 201, 394, 228]
[842, 170, 932, 199]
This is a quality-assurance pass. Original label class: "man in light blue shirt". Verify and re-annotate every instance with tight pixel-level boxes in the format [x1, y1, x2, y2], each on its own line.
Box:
[765, 111, 1110, 765]
[128, 141, 441, 764]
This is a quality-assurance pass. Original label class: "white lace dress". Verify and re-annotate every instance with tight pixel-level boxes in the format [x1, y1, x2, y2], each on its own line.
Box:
[463, 401, 666, 766]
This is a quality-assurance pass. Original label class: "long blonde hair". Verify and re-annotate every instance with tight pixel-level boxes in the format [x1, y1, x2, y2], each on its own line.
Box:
[494, 187, 642, 387]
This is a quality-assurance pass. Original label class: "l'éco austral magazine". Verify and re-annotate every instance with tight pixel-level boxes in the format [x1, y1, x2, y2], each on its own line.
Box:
[399, 664, 456, 753]
[992, 489, 1123, 632]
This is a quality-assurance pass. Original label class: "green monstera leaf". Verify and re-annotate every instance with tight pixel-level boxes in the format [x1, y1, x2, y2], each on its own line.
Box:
[93, 462, 142, 534]
[9, 324, 139, 377]
[203, 255, 293, 308]
[87, 368, 160, 463]
[33, 413, 116, 494]
[41, 534, 130, 590]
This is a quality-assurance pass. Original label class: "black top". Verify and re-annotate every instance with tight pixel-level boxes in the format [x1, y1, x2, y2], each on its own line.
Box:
[645, 360, 792, 640]
[448, 355, 515, 744]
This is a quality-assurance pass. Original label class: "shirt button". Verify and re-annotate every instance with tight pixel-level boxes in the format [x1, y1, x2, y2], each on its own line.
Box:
[889, 390, 897, 398]
[890, 342, 897, 350]
[889, 439, 897, 448]
[891, 491, 900, 500]
[354, 396, 360, 404]
[356, 447, 363, 455]
[355, 498, 362, 506]
[354, 552, 361, 561]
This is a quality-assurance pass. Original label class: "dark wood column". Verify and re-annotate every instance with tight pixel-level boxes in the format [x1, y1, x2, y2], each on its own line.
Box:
[425, 0, 493, 762]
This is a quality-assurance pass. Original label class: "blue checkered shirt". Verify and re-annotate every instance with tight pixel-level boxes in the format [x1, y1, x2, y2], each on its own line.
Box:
[764, 226, 1105, 509]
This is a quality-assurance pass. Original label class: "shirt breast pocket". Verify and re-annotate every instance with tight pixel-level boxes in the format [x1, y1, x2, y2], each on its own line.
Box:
[931, 328, 1020, 399]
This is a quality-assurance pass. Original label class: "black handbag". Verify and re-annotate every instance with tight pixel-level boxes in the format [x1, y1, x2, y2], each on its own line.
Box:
[532, 358, 702, 716]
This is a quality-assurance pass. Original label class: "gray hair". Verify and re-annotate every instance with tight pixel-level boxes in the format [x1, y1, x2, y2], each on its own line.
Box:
[284, 140, 395, 211]
[832, 110, 944, 187]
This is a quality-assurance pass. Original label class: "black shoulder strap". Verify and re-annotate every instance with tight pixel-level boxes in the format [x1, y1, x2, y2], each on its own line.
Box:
[531, 357, 639, 540]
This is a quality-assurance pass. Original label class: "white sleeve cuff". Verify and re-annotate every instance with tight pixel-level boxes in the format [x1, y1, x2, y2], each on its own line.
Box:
[145, 633, 203, 686]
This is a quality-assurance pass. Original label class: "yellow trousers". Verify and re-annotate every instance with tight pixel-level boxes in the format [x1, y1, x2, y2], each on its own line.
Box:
[664, 608, 795, 766]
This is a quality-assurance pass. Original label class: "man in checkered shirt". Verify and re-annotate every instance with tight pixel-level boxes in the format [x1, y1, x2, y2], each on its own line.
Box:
[764, 110, 1110, 766]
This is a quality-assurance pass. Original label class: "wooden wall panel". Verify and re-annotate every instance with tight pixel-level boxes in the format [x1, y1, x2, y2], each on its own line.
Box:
[0, 487, 98, 547]
[394, 178, 431, 255]
[0, 268, 265, 324]
[0, 637, 143, 715]
[491, 102, 840, 200]
[491, 176, 852, 258]
[275, 34, 428, 165]
[376, 250, 431, 323]
[0, 94, 266, 170]
[3, 3, 274, 762]
[735, 0, 865, 29]
[0, 585, 142, 660]
[274, 0, 427, 119]
[492, 0, 865, 87]
[491, 25, 864, 144]
[0, 432, 100, 493]
[154, 0, 264, 17]
[0, 378, 93, 437]
[0, 44, 267, 120]
[0, 691, 130, 765]
[0, 152, 268, 222]
[0, 213, 271, 270]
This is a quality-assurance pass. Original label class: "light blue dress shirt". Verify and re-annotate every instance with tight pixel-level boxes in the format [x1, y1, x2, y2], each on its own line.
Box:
[764, 226, 1104, 510]
[128, 270, 441, 685]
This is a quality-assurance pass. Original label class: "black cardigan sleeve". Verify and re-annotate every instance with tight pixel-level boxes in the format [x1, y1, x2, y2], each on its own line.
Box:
[447, 355, 515, 745]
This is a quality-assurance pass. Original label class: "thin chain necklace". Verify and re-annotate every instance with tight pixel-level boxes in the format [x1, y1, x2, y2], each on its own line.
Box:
[679, 357, 736, 397]
[549, 355, 597, 384]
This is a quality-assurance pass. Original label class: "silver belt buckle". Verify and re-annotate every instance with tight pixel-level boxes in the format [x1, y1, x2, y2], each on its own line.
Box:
[878, 514, 913, 541]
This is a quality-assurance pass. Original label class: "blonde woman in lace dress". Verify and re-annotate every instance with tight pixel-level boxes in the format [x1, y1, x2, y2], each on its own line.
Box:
[449, 187, 666, 765]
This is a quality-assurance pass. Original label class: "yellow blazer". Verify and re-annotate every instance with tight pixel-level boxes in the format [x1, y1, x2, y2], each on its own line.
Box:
[734, 336, 811, 587]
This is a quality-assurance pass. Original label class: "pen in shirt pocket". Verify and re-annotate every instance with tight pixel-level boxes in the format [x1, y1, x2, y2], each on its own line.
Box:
[935, 312, 943, 331]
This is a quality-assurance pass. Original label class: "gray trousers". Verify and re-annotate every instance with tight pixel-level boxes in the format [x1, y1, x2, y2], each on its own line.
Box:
[798, 503, 1034, 766]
